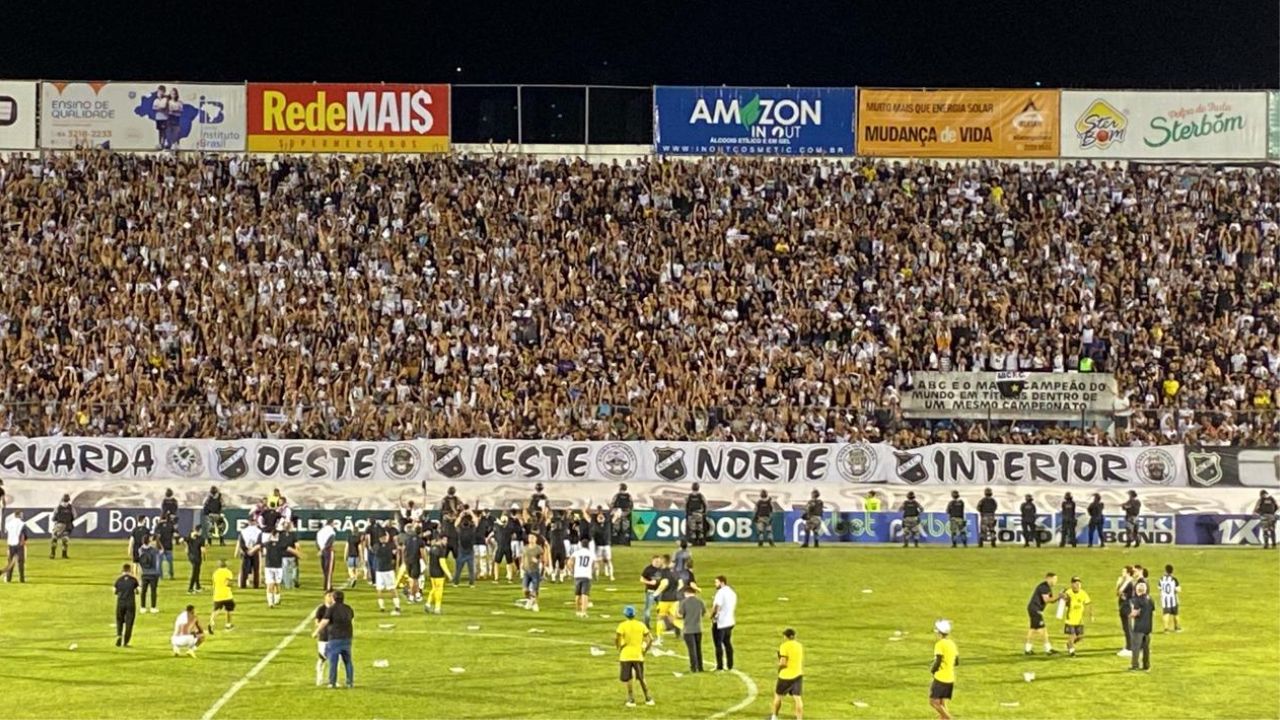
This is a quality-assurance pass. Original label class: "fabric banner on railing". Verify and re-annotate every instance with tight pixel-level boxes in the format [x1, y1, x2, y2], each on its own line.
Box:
[902, 371, 1119, 420]
[1184, 446, 1280, 489]
[0, 437, 1189, 487]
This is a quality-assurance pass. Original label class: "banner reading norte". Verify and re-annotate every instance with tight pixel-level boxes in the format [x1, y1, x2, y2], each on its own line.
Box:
[247, 83, 450, 153]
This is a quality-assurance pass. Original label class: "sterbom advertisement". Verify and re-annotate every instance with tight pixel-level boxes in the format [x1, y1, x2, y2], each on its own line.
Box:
[40, 82, 247, 151]
[1060, 90, 1268, 159]
[654, 86, 855, 156]
[0, 81, 38, 149]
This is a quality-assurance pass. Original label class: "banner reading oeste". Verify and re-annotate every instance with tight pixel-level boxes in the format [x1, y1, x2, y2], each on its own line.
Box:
[1060, 90, 1268, 159]
[40, 82, 246, 151]
[654, 86, 855, 156]
[0, 81, 38, 149]
[857, 89, 1058, 157]
[247, 84, 450, 153]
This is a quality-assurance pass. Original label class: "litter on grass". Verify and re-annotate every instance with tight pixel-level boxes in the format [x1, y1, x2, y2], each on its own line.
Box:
[604, 587, 618, 593]
[528, 628, 546, 634]
[888, 636, 902, 642]
[590, 646, 606, 657]
[599, 614, 611, 619]
[377, 624, 396, 630]
[861, 589, 873, 594]
[467, 625, 481, 631]
[852, 701, 870, 709]
[450, 667, 466, 674]
[776, 596, 790, 602]
[68, 643, 78, 651]
[373, 659, 390, 668]
[1001, 702, 1021, 708]
[489, 611, 506, 615]
[672, 672, 684, 678]
[1023, 672, 1036, 682]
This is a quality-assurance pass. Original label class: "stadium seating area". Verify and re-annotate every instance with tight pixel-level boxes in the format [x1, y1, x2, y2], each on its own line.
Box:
[1, 152, 1278, 445]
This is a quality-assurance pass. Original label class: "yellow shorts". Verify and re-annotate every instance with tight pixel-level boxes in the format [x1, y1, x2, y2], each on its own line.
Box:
[656, 601, 675, 617]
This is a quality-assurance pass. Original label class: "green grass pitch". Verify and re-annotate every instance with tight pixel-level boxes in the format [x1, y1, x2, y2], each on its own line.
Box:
[1, 540, 1277, 719]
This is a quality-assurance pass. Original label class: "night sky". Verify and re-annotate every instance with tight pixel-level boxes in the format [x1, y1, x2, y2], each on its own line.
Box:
[4, 1, 1276, 89]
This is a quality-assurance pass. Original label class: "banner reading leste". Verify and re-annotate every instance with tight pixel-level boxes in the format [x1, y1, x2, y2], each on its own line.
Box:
[858, 89, 1059, 158]
[247, 83, 450, 153]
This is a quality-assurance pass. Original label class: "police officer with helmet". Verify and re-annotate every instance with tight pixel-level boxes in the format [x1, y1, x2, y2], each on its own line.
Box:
[685, 483, 708, 546]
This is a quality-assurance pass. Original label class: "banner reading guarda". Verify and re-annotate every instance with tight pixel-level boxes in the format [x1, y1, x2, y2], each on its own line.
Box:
[247, 83, 450, 153]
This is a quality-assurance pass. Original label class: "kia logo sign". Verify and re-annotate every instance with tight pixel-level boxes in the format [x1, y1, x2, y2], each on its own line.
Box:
[0, 96, 17, 126]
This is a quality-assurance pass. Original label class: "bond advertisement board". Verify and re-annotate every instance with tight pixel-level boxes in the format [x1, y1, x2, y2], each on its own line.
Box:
[1175, 514, 1273, 546]
[1060, 90, 1268, 159]
[1, 507, 198, 539]
[0, 81, 38, 149]
[40, 81, 246, 150]
[247, 83, 450, 153]
[654, 86, 855, 156]
[856, 88, 1059, 158]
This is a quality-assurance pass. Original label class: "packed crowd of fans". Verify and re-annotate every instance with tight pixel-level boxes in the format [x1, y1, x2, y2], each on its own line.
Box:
[1, 152, 1278, 446]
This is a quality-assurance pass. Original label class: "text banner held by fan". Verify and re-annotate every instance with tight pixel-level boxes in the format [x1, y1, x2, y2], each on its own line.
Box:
[901, 372, 1118, 420]
[246, 83, 450, 153]
[857, 88, 1059, 157]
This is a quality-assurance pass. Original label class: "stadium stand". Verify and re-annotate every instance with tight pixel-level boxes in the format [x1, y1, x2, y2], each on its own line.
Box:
[1, 153, 1278, 446]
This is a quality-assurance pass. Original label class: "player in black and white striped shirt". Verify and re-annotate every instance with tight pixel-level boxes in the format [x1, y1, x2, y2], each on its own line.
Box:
[1158, 564, 1181, 633]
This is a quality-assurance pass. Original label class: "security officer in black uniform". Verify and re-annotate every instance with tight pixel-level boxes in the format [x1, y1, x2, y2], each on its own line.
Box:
[528, 483, 549, 517]
[901, 492, 923, 548]
[202, 487, 226, 547]
[1059, 492, 1079, 547]
[611, 483, 633, 546]
[51, 494, 75, 559]
[1020, 494, 1041, 547]
[1122, 490, 1142, 548]
[1086, 493, 1106, 547]
[1254, 490, 1278, 549]
[977, 488, 998, 547]
[685, 483, 708, 546]
[753, 490, 776, 547]
[801, 490, 824, 548]
[441, 487, 463, 518]
[945, 491, 967, 548]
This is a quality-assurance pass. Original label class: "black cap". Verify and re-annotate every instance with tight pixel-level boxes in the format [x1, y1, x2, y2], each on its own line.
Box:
[951, 490, 959, 498]
[811, 489, 820, 497]
[983, 488, 993, 496]
[1071, 576, 1082, 583]
[907, 491, 915, 499]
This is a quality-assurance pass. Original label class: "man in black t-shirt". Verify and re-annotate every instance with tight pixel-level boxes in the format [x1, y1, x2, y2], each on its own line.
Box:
[425, 538, 451, 615]
[640, 555, 663, 629]
[127, 517, 152, 575]
[113, 564, 140, 647]
[548, 512, 568, 582]
[1024, 572, 1059, 655]
[374, 529, 401, 616]
[453, 515, 475, 588]
[592, 509, 615, 581]
[344, 526, 363, 589]
[155, 514, 177, 580]
[260, 532, 297, 609]
[611, 484, 633, 546]
[313, 590, 355, 688]
[1126, 582, 1155, 671]
[182, 527, 205, 592]
[279, 521, 300, 589]
[491, 513, 514, 583]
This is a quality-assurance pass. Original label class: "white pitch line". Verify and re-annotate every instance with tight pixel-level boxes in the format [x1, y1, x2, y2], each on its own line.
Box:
[424, 630, 757, 719]
[201, 615, 312, 720]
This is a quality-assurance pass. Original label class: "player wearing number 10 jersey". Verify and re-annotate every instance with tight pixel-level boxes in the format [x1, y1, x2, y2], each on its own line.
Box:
[572, 538, 594, 619]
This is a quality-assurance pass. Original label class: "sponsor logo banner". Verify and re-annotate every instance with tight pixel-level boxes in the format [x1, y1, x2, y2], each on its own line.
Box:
[0, 437, 1187, 487]
[1269, 91, 1279, 160]
[1060, 90, 1268, 159]
[225, 508, 395, 540]
[3, 508, 198, 539]
[1174, 513, 1271, 546]
[857, 89, 1059, 158]
[654, 86, 854, 156]
[631, 510, 781, 543]
[40, 81, 247, 151]
[1184, 447, 1280, 489]
[0, 81, 38, 149]
[902, 372, 1118, 420]
[783, 511, 1174, 545]
[247, 83, 450, 153]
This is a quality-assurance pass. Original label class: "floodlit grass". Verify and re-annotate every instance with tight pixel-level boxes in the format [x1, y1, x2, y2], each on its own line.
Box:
[0, 540, 1277, 719]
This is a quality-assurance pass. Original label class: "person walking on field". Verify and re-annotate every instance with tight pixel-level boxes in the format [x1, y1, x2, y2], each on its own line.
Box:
[770, 628, 804, 720]
[114, 564, 140, 647]
[1126, 581, 1155, 671]
[313, 589, 356, 688]
[677, 585, 706, 672]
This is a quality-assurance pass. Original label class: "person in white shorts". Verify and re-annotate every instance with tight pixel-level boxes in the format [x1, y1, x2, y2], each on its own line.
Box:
[171, 604, 205, 657]
[572, 538, 594, 619]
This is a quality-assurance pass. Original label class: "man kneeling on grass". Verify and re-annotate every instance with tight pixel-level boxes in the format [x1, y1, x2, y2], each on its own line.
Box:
[171, 605, 205, 657]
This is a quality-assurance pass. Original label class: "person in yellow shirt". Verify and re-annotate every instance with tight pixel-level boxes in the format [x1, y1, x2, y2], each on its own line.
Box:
[615, 606, 654, 707]
[1062, 576, 1093, 656]
[865, 491, 882, 512]
[209, 559, 236, 632]
[930, 620, 958, 720]
[770, 628, 804, 720]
